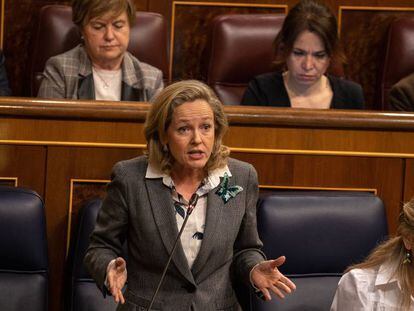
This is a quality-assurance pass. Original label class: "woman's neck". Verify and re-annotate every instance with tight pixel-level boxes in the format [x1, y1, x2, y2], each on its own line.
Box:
[91, 57, 123, 71]
[170, 167, 206, 201]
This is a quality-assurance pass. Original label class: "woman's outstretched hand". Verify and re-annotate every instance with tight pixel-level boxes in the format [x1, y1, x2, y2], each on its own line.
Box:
[107, 257, 127, 304]
[250, 256, 296, 301]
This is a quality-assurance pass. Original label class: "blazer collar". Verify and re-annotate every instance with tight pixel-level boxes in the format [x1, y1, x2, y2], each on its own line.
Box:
[145, 177, 196, 285]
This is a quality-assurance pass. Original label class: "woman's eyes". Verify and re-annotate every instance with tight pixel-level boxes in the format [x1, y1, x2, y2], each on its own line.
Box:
[90, 22, 125, 30]
[91, 24, 104, 30]
[314, 53, 327, 59]
[177, 124, 212, 134]
[113, 22, 125, 29]
[292, 50, 327, 59]
[292, 50, 305, 56]
[177, 126, 189, 133]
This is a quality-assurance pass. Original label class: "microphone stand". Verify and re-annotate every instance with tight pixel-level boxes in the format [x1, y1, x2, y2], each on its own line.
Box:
[147, 193, 199, 311]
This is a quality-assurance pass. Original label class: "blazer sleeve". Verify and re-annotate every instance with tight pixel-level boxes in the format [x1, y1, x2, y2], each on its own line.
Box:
[37, 57, 66, 99]
[389, 82, 414, 111]
[231, 164, 266, 285]
[84, 162, 129, 294]
[149, 69, 164, 101]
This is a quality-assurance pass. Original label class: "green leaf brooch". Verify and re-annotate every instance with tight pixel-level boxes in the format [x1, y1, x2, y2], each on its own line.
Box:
[216, 172, 243, 203]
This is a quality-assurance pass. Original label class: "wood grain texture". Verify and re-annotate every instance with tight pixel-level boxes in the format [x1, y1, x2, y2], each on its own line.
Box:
[3, 0, 414, 107]
[172, 3, 285, 81]
[1, 100, 414, 310]
[340, 8, 414, 110]
[45, 146, 143, 311]
[404, 159, 414, 202]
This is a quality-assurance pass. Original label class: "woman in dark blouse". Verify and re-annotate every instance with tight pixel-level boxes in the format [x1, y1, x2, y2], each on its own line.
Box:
[241, 0, 364, 109]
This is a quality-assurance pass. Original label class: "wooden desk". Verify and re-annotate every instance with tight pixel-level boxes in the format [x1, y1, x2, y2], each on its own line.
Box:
[1, 97, 413, 310]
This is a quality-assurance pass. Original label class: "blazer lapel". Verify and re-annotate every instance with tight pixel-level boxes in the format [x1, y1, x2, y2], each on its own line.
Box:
[145, 178, 195, 285]
[191, 189, 225, 279]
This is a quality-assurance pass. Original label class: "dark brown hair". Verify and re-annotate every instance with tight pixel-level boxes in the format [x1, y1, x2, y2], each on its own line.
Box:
[71, 0, 136, 28]
[273, 0, 345, 69]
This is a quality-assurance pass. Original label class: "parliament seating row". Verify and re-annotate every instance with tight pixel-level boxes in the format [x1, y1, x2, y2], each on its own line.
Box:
[27, 5, 414, 108]
[0, 186, 387, 310]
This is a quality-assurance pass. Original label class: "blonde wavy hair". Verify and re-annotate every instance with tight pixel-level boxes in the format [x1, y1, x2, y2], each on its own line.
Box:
[144, 80, 230, 174]
[347, 199, 414, 309]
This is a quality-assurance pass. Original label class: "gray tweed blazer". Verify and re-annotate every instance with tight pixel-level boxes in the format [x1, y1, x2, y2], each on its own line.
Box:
[84, 156, 265, 311]
[37, 44, 163, 101]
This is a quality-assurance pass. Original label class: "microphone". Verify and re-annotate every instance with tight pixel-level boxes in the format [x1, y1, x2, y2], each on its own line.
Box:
[147, 193, 199, 311]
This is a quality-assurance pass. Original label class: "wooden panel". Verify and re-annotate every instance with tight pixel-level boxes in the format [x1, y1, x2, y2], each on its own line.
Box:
[0, 145, 45, 195]
[2, 99, 414, 310]
[44, 146, 144, 311]
[233, 152, 403, 232]
[171, 2, 286, 81]
[3, 0, 414, 101]
[404, 159, 414, 202]
[339, 7, 414, 110]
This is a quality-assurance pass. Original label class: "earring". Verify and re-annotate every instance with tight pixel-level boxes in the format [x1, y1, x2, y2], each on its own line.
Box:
[403, 248, 412, 264]
[162, 145, 168, 153]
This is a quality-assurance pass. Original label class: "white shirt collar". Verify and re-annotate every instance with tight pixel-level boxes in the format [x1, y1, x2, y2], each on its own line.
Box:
[374, 261, 414, 304]
[375, 261, 398, 287]
[145, 162, 231, 190]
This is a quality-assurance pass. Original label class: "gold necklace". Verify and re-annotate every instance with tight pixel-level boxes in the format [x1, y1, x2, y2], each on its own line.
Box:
[93, 68, 119, 89]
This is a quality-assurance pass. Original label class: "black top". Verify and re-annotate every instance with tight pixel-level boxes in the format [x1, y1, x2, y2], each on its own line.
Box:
[241, 72, 364, 109]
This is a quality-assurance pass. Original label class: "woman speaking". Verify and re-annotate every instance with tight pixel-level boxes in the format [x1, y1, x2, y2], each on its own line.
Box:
[84, 80, 295, 310]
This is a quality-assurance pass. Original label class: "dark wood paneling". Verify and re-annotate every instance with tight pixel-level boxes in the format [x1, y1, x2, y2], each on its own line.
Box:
[0, 145, 45, 195]
[340, 8, 414, 110]
[44, 146, 143, 311]
[171, 3, 285, 81]
[233, 152, 403, 232]
[404, 159, 414, 202]
[3, 0, 414, 105]
[2, 90, 414, 311]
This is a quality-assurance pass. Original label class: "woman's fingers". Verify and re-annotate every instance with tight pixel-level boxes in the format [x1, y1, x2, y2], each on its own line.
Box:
[269, 283, 285, 299]
[280, 275, 296, 291]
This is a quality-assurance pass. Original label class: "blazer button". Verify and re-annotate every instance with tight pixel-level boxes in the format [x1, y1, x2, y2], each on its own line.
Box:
[182, 284, 196, 293]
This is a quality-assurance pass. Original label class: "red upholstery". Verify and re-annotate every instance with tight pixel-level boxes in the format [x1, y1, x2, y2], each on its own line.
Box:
[202, 14, 285, 105]
[202, 14, 346, 106]
[28, 5, 169, 96]
[377, 17, 414, 110]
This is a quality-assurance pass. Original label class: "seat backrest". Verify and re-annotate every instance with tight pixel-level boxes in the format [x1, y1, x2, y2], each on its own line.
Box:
[69, 199, 127, 311]
[377, 17, 414, 110]
[202, 14, 345, 105]
[28, 5, 169, 97]
[202, 14, 285, 105]
[251, 191, 388, 311]
[0, 187, 48, 311]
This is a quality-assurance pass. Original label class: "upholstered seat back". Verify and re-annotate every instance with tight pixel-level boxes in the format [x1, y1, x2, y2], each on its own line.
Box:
[29, 5, 169, 96]
[202, 14, 285, 105]
[377, 17, 414, 110]
[0, 187, 48, 311]
[69, 199, 127, 311]
[251, 191, 388, 311]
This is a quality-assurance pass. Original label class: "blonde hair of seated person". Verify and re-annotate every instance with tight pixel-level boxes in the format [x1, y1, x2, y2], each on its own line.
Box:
[346, 199, 414, 309]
